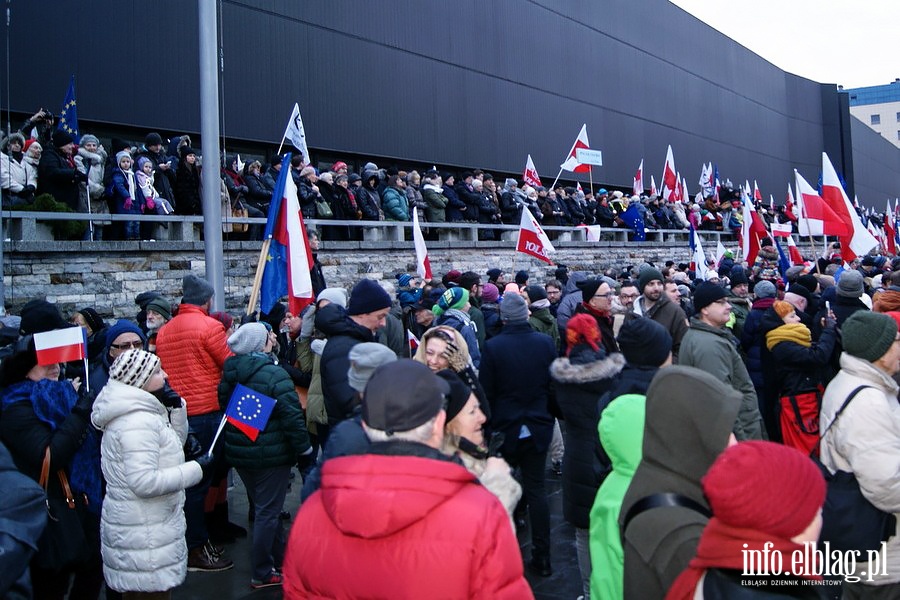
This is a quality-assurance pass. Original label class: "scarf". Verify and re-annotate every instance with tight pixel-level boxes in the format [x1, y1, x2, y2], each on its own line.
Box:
[666, 519, 820, 600]
[765, 323, 811, 351]
[122, 168, 137, 210]
[1, 379, 103, 514]
[580, 301, 612, 324]
[529, 298, 551, 310]
[137, 169, 158, 210]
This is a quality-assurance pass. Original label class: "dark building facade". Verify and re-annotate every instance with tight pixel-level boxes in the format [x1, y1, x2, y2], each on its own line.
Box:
[3, 0, 898, 201]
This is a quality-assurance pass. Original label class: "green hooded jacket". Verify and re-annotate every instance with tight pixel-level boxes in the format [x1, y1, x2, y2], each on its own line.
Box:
[588, 394, 646, 600]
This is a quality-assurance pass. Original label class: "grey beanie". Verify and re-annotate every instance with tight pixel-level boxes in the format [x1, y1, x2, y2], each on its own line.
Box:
[836, 270, 864, 299]
[80, 134, 99, 147]
[753, 280, 777, 299]
[500, 293, 529, 322]
[317, 287, 349, 309]
[227, 322, 269, 355]
[347, 342, 397, 393]
[182, 274, 214, 305]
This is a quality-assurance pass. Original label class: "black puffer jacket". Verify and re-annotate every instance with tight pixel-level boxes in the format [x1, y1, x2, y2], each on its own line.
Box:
[550, 350, 625, 528]
[217, 353, 310, 468]
[766, 319, 837, 397]
[316, 304, 376, 425]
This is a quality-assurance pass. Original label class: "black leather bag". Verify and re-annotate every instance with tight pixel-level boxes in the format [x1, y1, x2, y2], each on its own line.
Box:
[814, 385, 896, 553]
[34, 447, 90, 572]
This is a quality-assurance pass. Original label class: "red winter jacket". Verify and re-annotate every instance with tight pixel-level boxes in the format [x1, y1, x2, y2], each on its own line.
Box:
[155, 304, 232, 416]
[282, 449, 532, 600]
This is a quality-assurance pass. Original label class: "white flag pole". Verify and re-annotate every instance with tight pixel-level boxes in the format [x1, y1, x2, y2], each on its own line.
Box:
[207, 414, 228, 458]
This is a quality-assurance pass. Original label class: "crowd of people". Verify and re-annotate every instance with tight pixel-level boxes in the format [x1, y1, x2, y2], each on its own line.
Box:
[1, 224, 900, 598]
[9, 115, 875, 244]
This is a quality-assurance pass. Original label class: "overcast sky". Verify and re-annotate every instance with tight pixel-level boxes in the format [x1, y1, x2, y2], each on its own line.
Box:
[669, 0, 899, 89]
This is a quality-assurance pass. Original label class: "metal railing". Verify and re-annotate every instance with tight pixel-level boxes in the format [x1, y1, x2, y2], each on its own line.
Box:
[0, 210, 751, 245]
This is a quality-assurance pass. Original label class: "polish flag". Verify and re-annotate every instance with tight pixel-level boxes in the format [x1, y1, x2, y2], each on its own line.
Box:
[523, 154, 542, 188]
[34, 327, 87, 366]
[671, 172, 682, 203]
[867, 220, 883, 251]
[741, 190, 768, 266]
[633, 159, 644, 196]
[412, 209, 432, 280]
[661, 145, 677, 201]
[771, 223, 793, 237]
[786, 235, 805, 265]
[650, 175, 658, 198]
[887, 200, 898, 255]
[576, 181, 584, 195]
[516, 206, 555, 265]
[821, 152, 878, 261]
[715, 240, 727, 266]
[681, 176, 689, 203]
[560, 124, 590, 173]
[753, 181, 763, 202]
[407, 330, 420, 354]
[794, 170, 849, 237]
[784, 184, 797, 222]
[689, 224, 706, 278]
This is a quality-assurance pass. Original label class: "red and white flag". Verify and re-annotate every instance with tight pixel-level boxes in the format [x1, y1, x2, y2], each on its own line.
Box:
[741, 190, 768, 266]
[661, 145, 677, 201]
[34, 327, 87, 366]
[786, 235, 805, 265]
[885, 200, 897, 255]
[771, 222, 792, 237]
[412, 209, 432, 280]
[867, 220, 883, 251]
[576, 181, 584, 195]
[650, 175, 658, 198]
[671, 172, 682, 203]
[681, 176, 689, 203]
[633, 159, 644, 196]
[407, 329, 420, 354]
[753, 180, 763, 202]
[821, 152, 878, 261]
[769, 194, 774, 211]
[784, 184, 797, 222]
[794, 170, 849, 237]
[516, 206, 555, 265]
[560, 124, 590, 173]
[523, 154, 542, 188]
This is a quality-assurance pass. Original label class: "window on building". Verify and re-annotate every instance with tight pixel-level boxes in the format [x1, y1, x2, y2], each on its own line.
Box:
[897, 130, 900, 141]
[896, 112, 900, 122]
[871, 114, 881, 125]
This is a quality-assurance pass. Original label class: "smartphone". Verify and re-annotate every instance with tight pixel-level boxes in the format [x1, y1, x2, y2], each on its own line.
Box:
[825, 300, 831, 313]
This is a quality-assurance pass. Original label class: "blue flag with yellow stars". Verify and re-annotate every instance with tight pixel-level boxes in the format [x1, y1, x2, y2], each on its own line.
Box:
[57, 75, 79, 143]
[620, 202, 646, 241]
[225, 383, 276, 442]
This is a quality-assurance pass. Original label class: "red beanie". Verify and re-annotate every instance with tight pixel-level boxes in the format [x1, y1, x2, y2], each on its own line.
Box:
[702, 441, 825, 539]
[886, 311, 900, 332]
[565, 313, 601, 355]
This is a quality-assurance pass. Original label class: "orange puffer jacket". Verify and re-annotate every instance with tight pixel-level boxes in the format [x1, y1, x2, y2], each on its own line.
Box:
[155, 304, 232, 416]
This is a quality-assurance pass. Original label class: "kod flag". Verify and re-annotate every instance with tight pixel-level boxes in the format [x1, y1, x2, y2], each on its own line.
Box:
[260, 153, 314, 316]
[34, 327, 87, 365]
[523, 154, 542, 188]
[225, 384, 276, 442]
[516, 206, 555, 265]
[57, 75, 79, 143]
[282, 103, 309, 163]
[560, 124, 591, 173]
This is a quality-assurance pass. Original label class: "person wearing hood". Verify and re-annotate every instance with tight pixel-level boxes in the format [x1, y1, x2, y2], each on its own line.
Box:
[763, 301, 837, 453]
[355, 169, 382, 221]
[432, 287, 481, 369]
[819, 311, 900, 595]
[217, 323, 312, 589]
[526, 285, 560, 352]
[0, 335, 103, 599]
[666, 441, 827, 599]
[91, 349, 208, 597]
[108, 150, 144, 240]
[421, 171, 447, 226]
[550, 314, 626, 598]
[499, 178, 523, 224]
[243, 159, 273, 216]
[679, 282, 766, 440]
[626, 267, 688, 360]
[282, 360, 531, 599]
[1, 132, 37, 206]
[619, 366, 741, 599]
[174, 145, 201, 215]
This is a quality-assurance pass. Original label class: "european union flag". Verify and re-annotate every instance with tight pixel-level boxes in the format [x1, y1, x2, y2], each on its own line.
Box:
[620, 202, 646, 241]
[772, 235, 791, 284]
[57, 75, 79, 143]
[225, 383, 276, 442]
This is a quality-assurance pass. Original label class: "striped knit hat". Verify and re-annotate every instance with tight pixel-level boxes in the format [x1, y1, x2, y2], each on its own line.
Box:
[109, 349, 160, 389]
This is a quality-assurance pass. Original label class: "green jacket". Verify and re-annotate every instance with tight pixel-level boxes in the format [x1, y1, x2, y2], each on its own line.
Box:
[589, 394, 646, 600]
[528, 307, 560, 352]
[217, 353, 311, 469]
[678, 318, 765, 440]
[726, 293, 751, 341]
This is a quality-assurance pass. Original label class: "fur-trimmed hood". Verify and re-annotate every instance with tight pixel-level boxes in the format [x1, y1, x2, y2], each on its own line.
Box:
[550, 352, 625, 385]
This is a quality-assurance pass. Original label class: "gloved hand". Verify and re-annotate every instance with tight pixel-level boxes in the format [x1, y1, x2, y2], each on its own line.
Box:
[24, 184, 35, 193]
[153, 382, 183, 409]
[296, 450, 316, 474]
[71, 386, 94, 418]
[239, 185, 249, 194]
[74, 170, 88, 183]
[194, 453, 216, 477]
[183, 433, 204, 461]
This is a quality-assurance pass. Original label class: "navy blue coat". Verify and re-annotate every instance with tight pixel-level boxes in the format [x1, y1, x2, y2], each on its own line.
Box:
[479, 321, 557, 455]
[443, 183, 466, 222]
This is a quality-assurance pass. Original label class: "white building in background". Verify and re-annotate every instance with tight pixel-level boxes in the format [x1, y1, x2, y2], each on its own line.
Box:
[846, 79, 900, 149]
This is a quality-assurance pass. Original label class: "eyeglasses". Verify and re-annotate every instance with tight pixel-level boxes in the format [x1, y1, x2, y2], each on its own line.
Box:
[110, 340, 144, 350]
[620, 293, 639, 299]
[712, 299, 731, 305]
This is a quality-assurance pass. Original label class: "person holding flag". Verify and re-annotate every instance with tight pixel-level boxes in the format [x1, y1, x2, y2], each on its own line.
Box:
[217, 322, 313, 590]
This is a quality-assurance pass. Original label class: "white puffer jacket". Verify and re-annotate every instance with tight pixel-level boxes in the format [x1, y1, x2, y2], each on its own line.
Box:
[91, 379, 203, 593]
[820, 352, 900, 585]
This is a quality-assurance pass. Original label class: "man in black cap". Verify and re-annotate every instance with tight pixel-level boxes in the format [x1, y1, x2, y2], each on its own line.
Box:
[679, 282, 765, 441]
[725, 268, 751, 339]
[282, 360, 530, 598]
[486, 268, 506, 288]
[626, 266, 689, 360]
[38, 129, 86, 211]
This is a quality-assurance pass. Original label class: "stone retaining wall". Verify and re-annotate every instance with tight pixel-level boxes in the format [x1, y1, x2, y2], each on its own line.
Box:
[2, 237, 815, 320]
